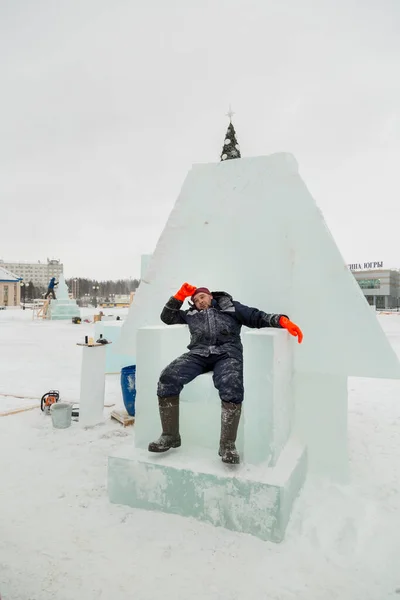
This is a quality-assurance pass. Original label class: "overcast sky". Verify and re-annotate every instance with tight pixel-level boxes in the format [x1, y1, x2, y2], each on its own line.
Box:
[1, 0, 399, 280]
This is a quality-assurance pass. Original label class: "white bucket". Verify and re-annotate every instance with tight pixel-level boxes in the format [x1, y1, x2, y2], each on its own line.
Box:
[50, 402, 73, 429]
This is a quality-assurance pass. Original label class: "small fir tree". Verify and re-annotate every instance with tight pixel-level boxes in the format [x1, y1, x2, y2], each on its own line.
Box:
[220, 108, 241, 161]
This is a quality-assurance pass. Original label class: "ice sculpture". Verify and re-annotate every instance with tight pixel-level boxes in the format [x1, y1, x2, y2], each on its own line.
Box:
[140, 254, 152, 281]
[47, 273, 80, 320]
[92, 255, 151, 373]
[108, 153, 400, 541]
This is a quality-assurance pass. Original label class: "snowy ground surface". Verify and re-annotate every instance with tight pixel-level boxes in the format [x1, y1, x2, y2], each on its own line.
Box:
[0, 308, 400, 599]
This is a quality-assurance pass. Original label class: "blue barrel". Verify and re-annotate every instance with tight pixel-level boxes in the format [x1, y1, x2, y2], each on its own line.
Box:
[120, 365, 136, 416]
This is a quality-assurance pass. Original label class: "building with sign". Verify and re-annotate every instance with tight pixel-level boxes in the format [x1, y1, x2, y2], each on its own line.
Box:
[351, 268, 400, 309]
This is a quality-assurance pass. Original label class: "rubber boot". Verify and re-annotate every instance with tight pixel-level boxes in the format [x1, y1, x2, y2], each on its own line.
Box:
[148, 395, 181, 452]
[218, 401, 241, 464]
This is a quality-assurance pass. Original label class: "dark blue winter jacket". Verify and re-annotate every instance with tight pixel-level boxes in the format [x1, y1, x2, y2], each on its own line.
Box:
[48, 277, 56, 289]
[160, 291, 287, 360]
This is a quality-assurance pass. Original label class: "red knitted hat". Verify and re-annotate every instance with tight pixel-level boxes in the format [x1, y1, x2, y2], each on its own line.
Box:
[191, 287, 212, 301]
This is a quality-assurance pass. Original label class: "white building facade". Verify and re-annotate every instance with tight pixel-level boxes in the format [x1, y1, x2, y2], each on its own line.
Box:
[0, 259, 63, 288]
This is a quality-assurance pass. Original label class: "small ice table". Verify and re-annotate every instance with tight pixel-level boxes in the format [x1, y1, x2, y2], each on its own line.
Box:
[77, 342, 111, 427]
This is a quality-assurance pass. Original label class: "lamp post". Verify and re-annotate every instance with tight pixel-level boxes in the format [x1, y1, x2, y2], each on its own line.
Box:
[92, 285, 99, 308]
[20, 281, 25, 310]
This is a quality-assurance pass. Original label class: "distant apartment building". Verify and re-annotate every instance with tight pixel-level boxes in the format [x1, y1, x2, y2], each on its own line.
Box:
[0, 258, 63, 288]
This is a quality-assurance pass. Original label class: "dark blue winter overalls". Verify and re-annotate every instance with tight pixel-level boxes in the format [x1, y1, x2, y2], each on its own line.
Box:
[157, 291, 285, 404]
[44, 277, 57, 299]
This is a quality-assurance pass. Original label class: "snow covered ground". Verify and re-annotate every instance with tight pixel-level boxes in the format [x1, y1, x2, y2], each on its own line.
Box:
[0, 308, 399, 599]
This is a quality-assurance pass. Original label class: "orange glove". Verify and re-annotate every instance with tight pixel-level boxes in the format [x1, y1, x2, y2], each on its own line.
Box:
[174, 282, 197, 302]
[279, 316, 303, 344]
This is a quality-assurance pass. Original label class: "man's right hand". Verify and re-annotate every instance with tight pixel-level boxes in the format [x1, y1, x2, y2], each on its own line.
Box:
[174, 283, 197, 302]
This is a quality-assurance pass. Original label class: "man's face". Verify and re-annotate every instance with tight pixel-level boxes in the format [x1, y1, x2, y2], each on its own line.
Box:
[193, 292, 213, 311]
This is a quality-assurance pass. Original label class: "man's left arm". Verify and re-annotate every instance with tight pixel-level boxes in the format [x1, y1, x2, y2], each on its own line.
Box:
[234, 301, 303, 343]
[233, 301, 286, 329]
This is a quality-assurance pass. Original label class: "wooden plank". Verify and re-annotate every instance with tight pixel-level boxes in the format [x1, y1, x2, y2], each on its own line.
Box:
[0, 405, 39, 417]
[0, 393, 39, 400]
[111, 410, 135, 427]
[36, 299, 50, 319]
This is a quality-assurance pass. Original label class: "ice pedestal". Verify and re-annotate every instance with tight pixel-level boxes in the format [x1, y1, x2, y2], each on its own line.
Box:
[108, 440, 306, 543]
[108, 325, 307, 542]
[243, 329, 294, 466]
[47, 274, 80, 321]
[78, 344, 106, 427]
[48, 300, 80, 320]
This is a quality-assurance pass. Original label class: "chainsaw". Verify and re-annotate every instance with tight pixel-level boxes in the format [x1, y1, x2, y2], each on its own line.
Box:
[40, 390, 60, 414]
